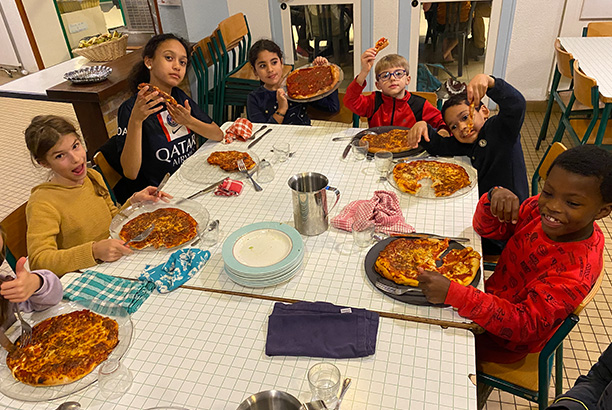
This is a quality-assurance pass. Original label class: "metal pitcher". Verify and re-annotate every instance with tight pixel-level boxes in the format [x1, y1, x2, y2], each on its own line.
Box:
[288, 172, 341, 236]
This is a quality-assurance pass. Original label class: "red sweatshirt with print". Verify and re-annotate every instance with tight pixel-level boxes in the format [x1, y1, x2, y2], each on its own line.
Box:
[344, 78, 446, 129]
[445, 194, 604, 363]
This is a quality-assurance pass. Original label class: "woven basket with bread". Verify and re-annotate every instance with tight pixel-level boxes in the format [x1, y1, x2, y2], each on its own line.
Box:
[73, 34, 128, 62]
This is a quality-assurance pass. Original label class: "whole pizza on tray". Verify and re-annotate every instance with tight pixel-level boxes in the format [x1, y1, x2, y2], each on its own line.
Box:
[6, 310, 119, 386]
[360, 129, 414, 153]
[393, 160, 471, 197]
[286, 64, 340, 100]
[375, 238, 481, 287]
[119, 207, 198, 250]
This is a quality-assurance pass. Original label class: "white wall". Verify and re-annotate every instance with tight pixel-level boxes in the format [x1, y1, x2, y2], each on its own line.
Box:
[228, 0, 272, 41]
[23, 0, 69, 68]
[372, 0, 398, 57]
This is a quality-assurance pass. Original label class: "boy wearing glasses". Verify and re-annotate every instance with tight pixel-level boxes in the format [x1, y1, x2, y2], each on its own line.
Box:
[344, 50, 449, 135]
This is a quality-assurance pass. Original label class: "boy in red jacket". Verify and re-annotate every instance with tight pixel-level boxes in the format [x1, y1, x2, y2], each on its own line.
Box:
[344, 50, 449, 136]
[418, 145, 612, 364]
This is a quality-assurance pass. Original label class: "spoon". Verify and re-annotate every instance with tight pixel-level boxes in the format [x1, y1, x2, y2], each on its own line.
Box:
[55, 402, 81, 410]
[334, 378, 352, 410]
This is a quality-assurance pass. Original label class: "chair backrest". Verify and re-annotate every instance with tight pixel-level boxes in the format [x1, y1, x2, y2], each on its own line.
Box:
[585, 21, 612, 37]
[538, 142, 567, 181]
[93, 151, 122, 190]
[217, 12, 249, 50]
[572, 59, 599, 109]
[0, 202, 28, 271]
[573, 269, 604, 315]
[194, 36, 214, 68]
[554, 39, 574, 80]
[307, 92, 354, 124]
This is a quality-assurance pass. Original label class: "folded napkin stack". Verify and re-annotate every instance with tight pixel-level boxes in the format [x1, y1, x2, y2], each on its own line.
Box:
[330, 190, 415, 234]
[266, 301, 379, 358]
[64, 270, 155, 314]
[214, 179, 243, 196]
[224, 118, 253, 143]
[140, 248, 211, 293]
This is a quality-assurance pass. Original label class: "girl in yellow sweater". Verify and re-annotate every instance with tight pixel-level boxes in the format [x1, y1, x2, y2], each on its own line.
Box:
[24, 115, 170, 276]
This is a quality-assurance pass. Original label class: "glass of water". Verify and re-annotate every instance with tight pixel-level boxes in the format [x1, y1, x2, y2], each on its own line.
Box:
[98, 359, 133, 400]
[308, 362, 341, 409]
[374, 150, 393, 179]
[273, 142, 290, 162]
[352, 140, 369, 161]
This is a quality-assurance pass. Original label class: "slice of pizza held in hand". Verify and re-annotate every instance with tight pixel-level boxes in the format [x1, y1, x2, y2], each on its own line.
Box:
[138, 83, 178, 106]
[374, 37, 389, 53]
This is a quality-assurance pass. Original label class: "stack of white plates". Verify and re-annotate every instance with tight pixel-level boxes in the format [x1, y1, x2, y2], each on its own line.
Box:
[222, 222, 304, 288]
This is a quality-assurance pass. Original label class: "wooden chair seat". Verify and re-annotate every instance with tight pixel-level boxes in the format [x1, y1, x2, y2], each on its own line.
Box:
[569, 118, 612, 145]
[478, 353, 540, 390]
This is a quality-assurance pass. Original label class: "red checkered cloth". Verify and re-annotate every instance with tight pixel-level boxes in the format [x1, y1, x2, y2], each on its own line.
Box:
[214, 179, 244, 196]
[330, 190, 415, 234]
[224, 118, 253, 143]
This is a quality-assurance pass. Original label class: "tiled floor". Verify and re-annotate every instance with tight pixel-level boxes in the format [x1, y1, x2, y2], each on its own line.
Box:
[0, 95, 609, 409]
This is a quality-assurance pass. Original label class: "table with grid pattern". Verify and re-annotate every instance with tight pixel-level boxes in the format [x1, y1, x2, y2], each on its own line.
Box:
[3, 275, 477, 410]
[95, 123, 483, 325]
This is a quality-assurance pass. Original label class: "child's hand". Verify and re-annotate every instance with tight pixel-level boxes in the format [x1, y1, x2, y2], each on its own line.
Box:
[417, 268, 451, 304]
[360, 48, 377, 75]
[166, 100, 194, 127]
[489, 187, 519, 224]
[131, 85, 164, 124]
[0, 258, 42, 303]
[466, 74, 495, 105]
[93, 239, 133, 262]
[312, 56, 329, 66]
[276, 88, 288, 112]
[131, 186, 173, 203]
[408, 121, 430, 147]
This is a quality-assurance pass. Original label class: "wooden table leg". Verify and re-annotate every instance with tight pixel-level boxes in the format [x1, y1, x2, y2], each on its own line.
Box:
[72, 101, 109, 160]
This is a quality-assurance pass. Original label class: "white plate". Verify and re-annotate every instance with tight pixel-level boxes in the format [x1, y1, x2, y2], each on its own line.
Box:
[387, 157, 478, 199]
[109, 198, 209, 251]
[0, 299, 132, 402]
[224, 262, 301, 288]
[225, 253, 304, 280]
[232, 229, 293, 268]
[179, 147, 259, 185]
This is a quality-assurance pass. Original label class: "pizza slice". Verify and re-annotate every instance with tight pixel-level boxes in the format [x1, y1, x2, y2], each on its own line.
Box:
[438, 247, 481, 286]
[374, 37, 389, 53]
[138, 82, 178, 106]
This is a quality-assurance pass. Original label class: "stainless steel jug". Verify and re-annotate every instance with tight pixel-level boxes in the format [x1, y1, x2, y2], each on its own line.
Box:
[288, 172, 341, 236]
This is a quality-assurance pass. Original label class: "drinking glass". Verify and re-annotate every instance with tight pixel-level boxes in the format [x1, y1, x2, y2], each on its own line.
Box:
[374, 151, 393, 178]
[352, 140, 369, 161]
[273, 142, 290, 162]
[256, 159, 275, 183]
[308, 362, 341, 409]
[98, 359, 133, 400]
[352, 220, 375, 248]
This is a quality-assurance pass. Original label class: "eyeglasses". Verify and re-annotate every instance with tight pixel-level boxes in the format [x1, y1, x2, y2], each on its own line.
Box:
[377, 69, 407, 81]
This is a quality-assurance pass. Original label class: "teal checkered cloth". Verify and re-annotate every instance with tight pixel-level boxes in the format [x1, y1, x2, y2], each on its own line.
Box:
[64, 270, 155, 314]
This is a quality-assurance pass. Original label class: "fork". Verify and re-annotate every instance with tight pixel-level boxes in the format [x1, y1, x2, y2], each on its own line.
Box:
[375, 280, 422, 295]
[124, 222, 155, 246]
[13, 306, 32, 347]
[237, 159, 263, 192]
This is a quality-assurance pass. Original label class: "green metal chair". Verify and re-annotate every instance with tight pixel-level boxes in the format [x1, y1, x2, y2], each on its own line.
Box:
[477, 272, 603, 410]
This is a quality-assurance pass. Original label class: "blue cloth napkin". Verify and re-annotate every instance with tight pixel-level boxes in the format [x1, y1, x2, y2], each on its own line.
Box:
[64, 270, 155, 314]
[140, 248, 210, 293]
[266, 301, 379, 358]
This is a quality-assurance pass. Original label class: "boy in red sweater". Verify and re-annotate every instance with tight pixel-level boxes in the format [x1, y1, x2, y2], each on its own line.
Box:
[418, 145, 612, 364]
[344, 50, 449, 136]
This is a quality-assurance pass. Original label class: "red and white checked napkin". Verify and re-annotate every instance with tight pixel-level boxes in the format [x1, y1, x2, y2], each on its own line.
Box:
[330, 190, 415, 234]
[224, 118, 253, 143]
[214, 179, 244, 196]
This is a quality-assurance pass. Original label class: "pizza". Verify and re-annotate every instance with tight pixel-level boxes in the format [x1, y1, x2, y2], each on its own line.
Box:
[119, 207, 198, 250]
[374, 238, 480, 287]
[467, 102, 475, 132]
[286, 64, 340, 100]
[374, 37, 389, 53]
[6, 310, 119, 386]
[207, 150, 256, 172]
[393, 160, 471, 197]
[138, 82, 178, 106]
[360, 129, 413, 153]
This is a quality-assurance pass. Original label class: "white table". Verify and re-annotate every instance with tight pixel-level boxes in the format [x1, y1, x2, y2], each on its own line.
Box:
[558, 37, 612, 144]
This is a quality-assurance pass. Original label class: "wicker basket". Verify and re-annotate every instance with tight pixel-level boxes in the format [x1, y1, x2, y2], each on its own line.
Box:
[73, 34, 128, 62]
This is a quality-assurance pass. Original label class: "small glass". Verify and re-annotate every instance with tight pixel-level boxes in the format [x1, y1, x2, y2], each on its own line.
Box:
[352, 140, 369, 161]
[308, 362, 341, 409]
[273, 142, 290, 162]
[202, 219, 220, 246]
[98, 359, 133, 400]
[352, 220, 375, 248]
[374, 151, 393, 179]
[256, 159, 275, 183]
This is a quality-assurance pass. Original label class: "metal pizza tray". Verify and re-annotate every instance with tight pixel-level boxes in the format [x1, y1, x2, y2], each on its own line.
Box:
[364, 237, 481, 306]
[284, 63, 344, 103]
[353, 126, 426, 159]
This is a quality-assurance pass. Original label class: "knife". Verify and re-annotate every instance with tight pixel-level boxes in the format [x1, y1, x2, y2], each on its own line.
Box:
[0, 329, 16, 354]
[251, 125, 267, 139]
[248, 128, 272, 149]
[390, 232, 470, 243]
[341, 140, 353, 159]
[154, 173, 171, 196]
[185, 177, 228, 200]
